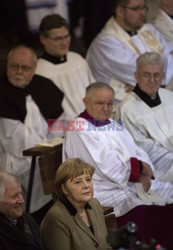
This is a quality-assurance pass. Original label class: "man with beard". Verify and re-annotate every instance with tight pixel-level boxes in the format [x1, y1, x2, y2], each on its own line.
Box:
[86, 0, 173, 102]
[0, 45, 64, 223]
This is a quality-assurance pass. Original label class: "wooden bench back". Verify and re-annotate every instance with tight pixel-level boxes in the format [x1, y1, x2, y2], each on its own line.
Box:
[38, 144, 62, 194]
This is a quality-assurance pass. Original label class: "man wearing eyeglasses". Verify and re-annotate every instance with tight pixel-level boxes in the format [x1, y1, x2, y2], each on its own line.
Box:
[115, 52, 173, 183]
[36, 14, 94, 122]
[152, 0, 173, 45]
[0, 44, 64, 223]
[86, 0, 173, 102]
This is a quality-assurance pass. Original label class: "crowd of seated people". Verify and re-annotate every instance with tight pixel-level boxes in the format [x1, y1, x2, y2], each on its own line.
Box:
[86, 0, 173, 102]
[1, 0, 173, 249]
[0, 44, 64, 223]
[63, 82, 173, 250]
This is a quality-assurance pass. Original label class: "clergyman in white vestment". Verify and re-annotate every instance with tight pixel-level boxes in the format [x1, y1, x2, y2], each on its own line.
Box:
[36, 14, 95, 121]
[115, 52, 173, 183]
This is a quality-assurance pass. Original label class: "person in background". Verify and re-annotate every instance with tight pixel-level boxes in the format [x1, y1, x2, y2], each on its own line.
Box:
[86, 0, 173, 102]
[36, 13, 94, 122]
[63, 82, 173, 249]
[115, 52, 173, 183]
[40, 158, 110, 250]
[25, 0, 69, 35]
[0, 44, 64, 223]
[151, 0, 173, 45]
[0, 171, 43, 250]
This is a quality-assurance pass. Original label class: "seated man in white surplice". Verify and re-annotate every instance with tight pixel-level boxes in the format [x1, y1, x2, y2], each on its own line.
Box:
[115, 52, 173, 183]
[36, 14, 94, 121]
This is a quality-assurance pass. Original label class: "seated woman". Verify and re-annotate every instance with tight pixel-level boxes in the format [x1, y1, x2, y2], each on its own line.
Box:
[40, 158, 110, 250]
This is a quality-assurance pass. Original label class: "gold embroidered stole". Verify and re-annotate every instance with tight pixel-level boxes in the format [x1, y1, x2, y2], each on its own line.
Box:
[138, 26, 163, 54]
[102, 18, 163, 55]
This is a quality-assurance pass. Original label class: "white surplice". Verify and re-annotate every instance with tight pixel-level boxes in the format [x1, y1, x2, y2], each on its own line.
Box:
[152, 10, 173, 46]
[36, 52, 95, 121]
[63, 117, 173, 217]
[86, 17, 173, 101]
[115, 88, 173, 182]
[0, 96, 63, 213]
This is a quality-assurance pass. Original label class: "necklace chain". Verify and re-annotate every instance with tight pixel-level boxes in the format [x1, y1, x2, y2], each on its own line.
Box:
[79, 211, 86, 217]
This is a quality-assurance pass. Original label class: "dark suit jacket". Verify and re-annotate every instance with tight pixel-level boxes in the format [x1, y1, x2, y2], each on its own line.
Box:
[40, 198, 110, 250]
[0, 213, 43, 250]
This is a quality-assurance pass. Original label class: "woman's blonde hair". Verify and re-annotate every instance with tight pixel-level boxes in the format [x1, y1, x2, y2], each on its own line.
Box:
[55, 158, 95, 198]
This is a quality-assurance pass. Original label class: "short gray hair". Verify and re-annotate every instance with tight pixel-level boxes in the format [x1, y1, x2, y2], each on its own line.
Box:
[0, 172, 21, 198]
[136, 52, 165, 71]
[7, 44, 37, 65]
[86, 82, 115, 98]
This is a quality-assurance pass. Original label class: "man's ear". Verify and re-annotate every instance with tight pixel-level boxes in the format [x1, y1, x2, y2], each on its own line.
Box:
[83, 97, 87, 106]
[40, 35, 46, 45]
[116, 6, 125, 18]
[134, 71, 138, 82]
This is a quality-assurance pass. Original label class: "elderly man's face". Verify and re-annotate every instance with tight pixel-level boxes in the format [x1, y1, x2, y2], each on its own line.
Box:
[135, 63, 164, 97]
[40, 26, 71, 57]
[7, 48, 36, 88]
[118, 0, 147, 31]
[83, 88, 114, 121]
[0, 183, 24, 219]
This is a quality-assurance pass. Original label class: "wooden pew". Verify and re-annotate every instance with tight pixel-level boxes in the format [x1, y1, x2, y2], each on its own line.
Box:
[103, 207, 118, 232]
[23, 143, 62, 212]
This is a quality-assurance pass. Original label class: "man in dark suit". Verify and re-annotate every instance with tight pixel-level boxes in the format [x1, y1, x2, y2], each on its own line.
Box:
[0, 171, 43, 250]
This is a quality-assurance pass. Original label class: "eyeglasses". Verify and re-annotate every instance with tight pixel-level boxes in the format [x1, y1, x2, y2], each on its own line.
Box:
[8, 63, 35, 72]
[87, 98, 114, 108]
[47, 34, 71, 43]
[121, 5, 148, 12]
[139, 72, 163, 81]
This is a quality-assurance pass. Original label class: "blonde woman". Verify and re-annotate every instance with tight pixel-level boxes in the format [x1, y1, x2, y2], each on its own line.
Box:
[40, 158, 110, 250]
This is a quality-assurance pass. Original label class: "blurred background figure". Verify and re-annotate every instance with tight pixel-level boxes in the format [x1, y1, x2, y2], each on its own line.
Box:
[25, 0, 69, 36]
[151, 0, 173, 45]
[69, 0, 114, 48]
[40, 158, 110, 250]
